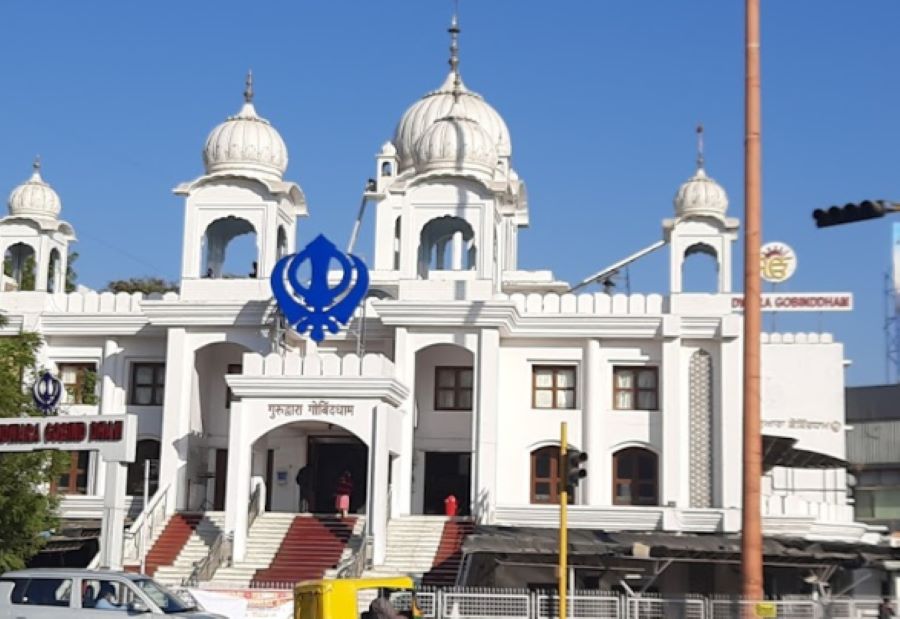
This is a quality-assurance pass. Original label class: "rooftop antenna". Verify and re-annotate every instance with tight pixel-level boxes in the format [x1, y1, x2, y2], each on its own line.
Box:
[696, 123, 705, 170]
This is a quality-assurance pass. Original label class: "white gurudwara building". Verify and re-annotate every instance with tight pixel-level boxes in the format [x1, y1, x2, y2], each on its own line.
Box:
[0, 17, 892, 596]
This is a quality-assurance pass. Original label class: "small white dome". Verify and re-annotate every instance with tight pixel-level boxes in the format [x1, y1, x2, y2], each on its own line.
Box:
[203, 77, 288, 180]
[394, 72, 510, 172]
[674, 166, 728, 218]
[8, 160, 61, 219]
[412, 101, 499, 177]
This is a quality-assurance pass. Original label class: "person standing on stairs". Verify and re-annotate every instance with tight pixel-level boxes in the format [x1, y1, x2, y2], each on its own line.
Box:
[335, 470, 353, 518]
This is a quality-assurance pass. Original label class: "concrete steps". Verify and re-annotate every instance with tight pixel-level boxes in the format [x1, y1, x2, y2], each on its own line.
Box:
[365, 516, 448, 578]
[211, 512, 296, 587]
[151, 512, 225, 586]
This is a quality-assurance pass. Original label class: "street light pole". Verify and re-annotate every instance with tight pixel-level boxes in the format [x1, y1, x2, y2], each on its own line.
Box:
[742, 0, 764, 603]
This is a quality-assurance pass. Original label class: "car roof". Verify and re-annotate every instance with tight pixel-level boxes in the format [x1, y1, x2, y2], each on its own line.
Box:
[1, 568, 145, 581]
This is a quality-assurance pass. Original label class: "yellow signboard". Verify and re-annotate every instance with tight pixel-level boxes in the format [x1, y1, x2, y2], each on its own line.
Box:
[755, 602, 777, 617]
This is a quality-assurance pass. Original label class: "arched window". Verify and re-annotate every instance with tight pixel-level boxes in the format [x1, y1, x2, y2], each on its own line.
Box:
[3, 242, 37, 291]
[202, 216, 257, 279]
[276, 226, 288, 261]
[530, 446, 573, 505]
[612, 448, 658, 506]
[127, 439, 160, 496]
[417, 216, 476, 278]
[47, 248, 61, 292]
[681, 243, 719, 293]
[393, 216, 402, 271]
[381, 161, 393, 177]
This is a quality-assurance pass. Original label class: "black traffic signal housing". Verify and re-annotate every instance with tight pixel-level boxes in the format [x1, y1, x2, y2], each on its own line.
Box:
[566, 450, 588, 487]
[812, 200, 892, 228]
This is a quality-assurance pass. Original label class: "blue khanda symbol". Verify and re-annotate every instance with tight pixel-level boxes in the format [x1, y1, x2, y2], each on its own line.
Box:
[271, 234, 370, 343]
[33, 371, 62, 415]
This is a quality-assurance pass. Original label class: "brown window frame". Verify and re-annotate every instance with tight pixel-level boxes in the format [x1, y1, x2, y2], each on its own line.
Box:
[434, 366, 474, 411]
[612, 366, 660, 411]
[532, 365, 577, 409]
[225, 363, 242, 409]
[612, 447, 659, 506]
[58, 362, 97, 405]
[530, 446, 574, 505]
[52, 450, 90, 495]
[129, 362, 165, 406]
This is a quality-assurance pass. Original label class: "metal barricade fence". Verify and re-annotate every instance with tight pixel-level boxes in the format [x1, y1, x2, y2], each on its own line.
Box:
[709, 599, 818, 619]
[626, 596, 706, 619]
[537, 592, 622, 618]
[440, 588, 531, 619]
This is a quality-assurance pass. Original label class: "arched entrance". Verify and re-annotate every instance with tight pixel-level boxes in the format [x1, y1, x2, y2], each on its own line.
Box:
[251, 421, 368, 515]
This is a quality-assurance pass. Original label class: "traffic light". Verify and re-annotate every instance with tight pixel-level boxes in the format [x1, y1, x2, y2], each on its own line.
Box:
[812, 200, 895, 228]
[566, 449, 588, 487]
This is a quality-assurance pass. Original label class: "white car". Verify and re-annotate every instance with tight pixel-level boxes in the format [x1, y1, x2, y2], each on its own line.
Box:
[0, 569, 226, 618]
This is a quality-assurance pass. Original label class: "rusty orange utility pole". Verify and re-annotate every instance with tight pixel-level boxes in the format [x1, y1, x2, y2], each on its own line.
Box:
[742, 0, 764, 604]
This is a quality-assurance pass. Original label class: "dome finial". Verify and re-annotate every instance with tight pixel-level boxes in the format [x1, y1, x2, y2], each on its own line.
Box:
[448, 1, 461, 80]
[33, 155, 41, 172]
[244, 69, 254, 103]
[696, 123, 705, 170]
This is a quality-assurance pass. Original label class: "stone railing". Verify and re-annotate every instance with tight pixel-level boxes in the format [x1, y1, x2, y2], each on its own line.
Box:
[496, 292, 665, 315]
[241, 351, 396, 378]
[44, 291, 179, 313]
[762, 332, 834, 344]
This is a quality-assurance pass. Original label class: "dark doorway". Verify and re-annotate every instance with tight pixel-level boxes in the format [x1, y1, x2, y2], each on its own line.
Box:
[213, 449, 228, 511]
[424, 452, 471, 515]
[308, 438, 367, 514]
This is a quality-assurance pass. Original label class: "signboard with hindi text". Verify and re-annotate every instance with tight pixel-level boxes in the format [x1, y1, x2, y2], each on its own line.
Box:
[730, 293, 852, 312]
[0, 414, 136, 462]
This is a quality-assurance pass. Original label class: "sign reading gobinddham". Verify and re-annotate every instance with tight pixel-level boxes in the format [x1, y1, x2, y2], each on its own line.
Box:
[0, 414, 136, 462]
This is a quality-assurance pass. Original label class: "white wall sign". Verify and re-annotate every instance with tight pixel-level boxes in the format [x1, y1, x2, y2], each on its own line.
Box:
[760, 242, 797, 283]
[0, 414, 137, 462]
[267, 401, 356, 421]
[763, 418, 843, 433]
[730, 293, 853, 312]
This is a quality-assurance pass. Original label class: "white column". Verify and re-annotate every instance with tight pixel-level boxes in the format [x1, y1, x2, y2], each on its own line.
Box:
[99, 462, 128, 570]
[473, 328, 500, 523]
[158, 328, 193, 513]
[661, 333, 683, 507]
[451, 231, 463, 270]
[393, 327, 415, 515]
[94, 339, 121, 496]
[369, 405, 390, 565]
[225, 400, 251, 562]
[582, 339, 601, 504]
[34, 236, 49, 292]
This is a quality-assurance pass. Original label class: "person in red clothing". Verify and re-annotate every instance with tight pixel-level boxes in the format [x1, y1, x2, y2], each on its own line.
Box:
[335, 470, 353, 518]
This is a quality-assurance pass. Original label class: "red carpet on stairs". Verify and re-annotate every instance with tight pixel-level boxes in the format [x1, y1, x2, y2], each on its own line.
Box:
[251, 516, 356, 587]
[422, 519, 474, 586]
[143, 513, 203, 577]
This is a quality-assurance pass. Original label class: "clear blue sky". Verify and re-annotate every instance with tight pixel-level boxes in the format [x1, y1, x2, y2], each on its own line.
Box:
[1, 1, 898, 386]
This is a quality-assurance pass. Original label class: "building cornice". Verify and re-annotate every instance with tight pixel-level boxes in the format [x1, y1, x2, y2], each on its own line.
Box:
[141, 300, 273, 327]
[227, 375, 410, 408]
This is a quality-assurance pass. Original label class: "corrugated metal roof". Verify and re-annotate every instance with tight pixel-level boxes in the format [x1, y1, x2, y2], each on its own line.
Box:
[847, 420, 900, 465]
[845, 384, 900, 422]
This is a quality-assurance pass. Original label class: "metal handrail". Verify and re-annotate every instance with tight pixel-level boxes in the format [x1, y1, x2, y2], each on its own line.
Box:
[123, 483, 170, 566]
[248, 481, 263, 529]
[183, 530, 232, 587]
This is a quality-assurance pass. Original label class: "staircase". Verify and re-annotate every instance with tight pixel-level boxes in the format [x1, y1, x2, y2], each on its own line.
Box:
[365, 516, 448, 578]
[152, 512, 226, 586]
[251, 515, 357, 587]
[422, 519, 474, 586]
[209, 512, 296, 587]
[141, 512, 223, 579]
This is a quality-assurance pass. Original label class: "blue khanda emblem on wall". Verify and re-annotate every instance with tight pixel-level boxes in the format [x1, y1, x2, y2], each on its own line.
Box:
[32, 371, 62, 415]
[271, 234, 370, 343]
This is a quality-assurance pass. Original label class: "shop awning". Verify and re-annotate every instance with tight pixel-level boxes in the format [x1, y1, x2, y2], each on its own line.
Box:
[762, 435, 847, 472]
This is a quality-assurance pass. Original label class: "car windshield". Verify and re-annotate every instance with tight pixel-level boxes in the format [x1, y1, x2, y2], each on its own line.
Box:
[132, 578, 196, 614]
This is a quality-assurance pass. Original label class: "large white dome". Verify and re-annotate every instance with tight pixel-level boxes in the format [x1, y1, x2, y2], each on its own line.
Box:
[413, 100, 499, 177]
[674, 166, 729, 219]
[203, 76, 288, 180]
[8, 160, 61, 219]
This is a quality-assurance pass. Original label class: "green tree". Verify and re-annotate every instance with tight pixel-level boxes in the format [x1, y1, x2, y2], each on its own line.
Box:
[105, 276, 179, 294]
[65, 251, 79, 293]
[0, 321, 69, 571]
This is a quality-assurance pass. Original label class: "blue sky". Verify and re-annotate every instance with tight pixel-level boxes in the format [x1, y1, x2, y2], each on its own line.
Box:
[1, 1, 898, 386]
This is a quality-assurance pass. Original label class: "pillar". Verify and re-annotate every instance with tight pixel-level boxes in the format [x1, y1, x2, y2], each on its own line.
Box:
[582, 339, 601, 504]
[99, 462, 128, 570]
[451, 231, 463, 270]
[394, 328, 414, 515]
[225, 400, 251, 562]
[473, 328, 500, 523]
[661, 329, 683, 508]
[158, 328, 193, 513]
[369, 405, 390, 565]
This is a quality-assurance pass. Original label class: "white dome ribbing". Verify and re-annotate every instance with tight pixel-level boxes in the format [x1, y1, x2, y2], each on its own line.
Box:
[203, 72, 288, 180]
[8, 159, 61, 219]
[393, 15, 510, 172]
[413, 97, 499, 177]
